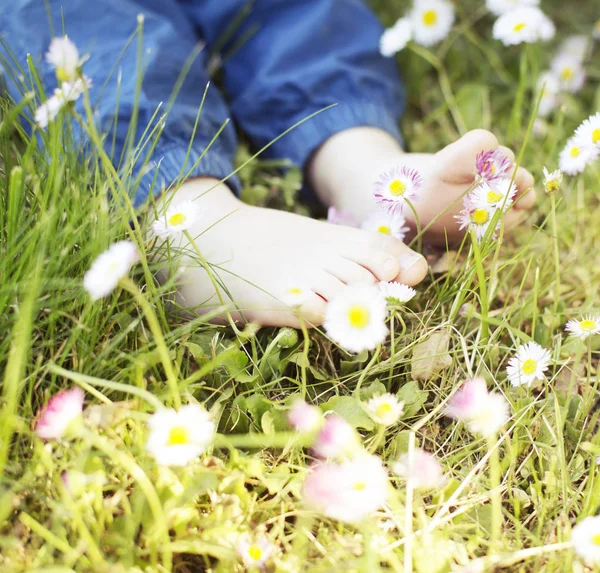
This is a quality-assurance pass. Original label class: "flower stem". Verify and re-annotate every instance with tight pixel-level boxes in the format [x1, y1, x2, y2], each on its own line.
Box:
[550, 193, 561, 317]
[488, 433, 503, 551]
[353, 345, 381, 398]
[298, 314, 310, 399]
[470, 229, 489, 344]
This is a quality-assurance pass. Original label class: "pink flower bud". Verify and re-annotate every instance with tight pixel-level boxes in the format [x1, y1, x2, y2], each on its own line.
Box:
[35, 387, 84, 439]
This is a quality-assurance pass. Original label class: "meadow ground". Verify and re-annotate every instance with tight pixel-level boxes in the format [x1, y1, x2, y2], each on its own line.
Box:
[1, 0, 600, 571]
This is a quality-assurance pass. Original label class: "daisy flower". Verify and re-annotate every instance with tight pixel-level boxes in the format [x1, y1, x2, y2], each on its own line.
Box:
[323, 285, 389, 353]
[565, 316, 600, 339]
[280, 285, 312, 308]
[410, 0, 455, 47]
[506, 341, 552, 387]
[492, 7, 555, 46]
[152, 200, 200, 238]
[550, 54, 586, 93]
[446, 377, 509, 437]
[366, 393, 404, 426]
[34, 95, 63, 129]
[360, 210, 410, 241]
[470, 180, 517, 212]
[287, 400, 323, 433]
[559, 35, 590, 63]
[378, 281, 416, 305]
[46, 36, 81, 82]
[373, 165, 422, 213]
[542, 167, 562, 194]
[559, 136, 598, 175]
[456, 202, 498, 242]
[327, 206, 357, 227]
[34, 76, 92, 129]
[35, 387, 85, 439]
[313, 415, 359, 459]
[380, 17, 413, 57]
[302, 455, 389, 523]
[236, 534, 273, 570]
[486, 0, 539, 16]
[572, 516, 600, 566]
[146, 404, 214, 467]
[574, 112, 600, 150]
[392, 448, 447, 491]
[475, 149, 512, 183]
[83, 241, 139, 300]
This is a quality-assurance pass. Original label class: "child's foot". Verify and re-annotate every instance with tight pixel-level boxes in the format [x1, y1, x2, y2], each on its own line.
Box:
[309, 127, 536, 245]
[150, 179, 427, 327]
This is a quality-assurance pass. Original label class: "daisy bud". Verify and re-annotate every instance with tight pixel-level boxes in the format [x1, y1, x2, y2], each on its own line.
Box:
[366, 393, 404, 427]
[572, 516, 600, 566]
[236, 534, 274, 570]
[35, 387, 85, 439]
[276, 327, 299, 349]
[543, 167, 563, 194]
[392, 448, 447, 491]
[287, 400, 323, 434]
[312, 415, 359, 459]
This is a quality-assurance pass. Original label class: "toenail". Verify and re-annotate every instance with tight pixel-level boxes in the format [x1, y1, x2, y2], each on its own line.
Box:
[398, 253, 423, 271]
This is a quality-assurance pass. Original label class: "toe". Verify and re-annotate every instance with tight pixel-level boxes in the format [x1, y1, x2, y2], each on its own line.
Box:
[513, 167, 536, 209]
[325, 257, 377, 286]
[497, 145, 516, 163]
[312, 271, 347, 302]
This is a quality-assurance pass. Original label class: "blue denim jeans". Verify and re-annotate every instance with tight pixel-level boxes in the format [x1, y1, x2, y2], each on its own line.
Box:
[0, 0, 404, 207]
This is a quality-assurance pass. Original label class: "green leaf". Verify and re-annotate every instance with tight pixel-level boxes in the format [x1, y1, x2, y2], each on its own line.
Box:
[397, 381, 428, 417]
[321, 396, 374, 431]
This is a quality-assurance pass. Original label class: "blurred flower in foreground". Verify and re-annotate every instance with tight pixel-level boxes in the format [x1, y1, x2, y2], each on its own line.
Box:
[361, 210, 409, 241]
[475, 150, 512, 183]
[410, 0, 455, 47]
[446, 377, 509, 437]
[152, 200, 200, 238]
[492, 6, 555, 46]
[324, 285, 388, 353]
[373, 165, 422, 214]
[380, 17, 413, 56]
[35, 387, 85, 439]
[542, 167, 562, 194]
[565, 316, 600, 340]
[280, 285, 311, 309]
[366, 393, 404, 426]
[378, 281, 416, 305]
[83, 240, 139, 300]
[35, 77, 92, 129]
[551, 53, 586, 93]
[506, 341, 552, 387]
[392, 448, 447, 490]
[287, 400, 323, 433]
[313, 415, 358, 459]
[327, 206, 358, 227]
[572, 516, 600, 566]
[46, 36, 81, 82]
[236, 534, 273, 570]
[303, 455, 389, 523]
[146, 404, 214, 466]
[486, 0, 539, 16]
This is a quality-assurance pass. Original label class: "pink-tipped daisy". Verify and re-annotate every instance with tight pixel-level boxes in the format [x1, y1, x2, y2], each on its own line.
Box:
[392, 448, 447, 491]
[373, 165, 422, 213]
[475, 150, 512, 183]
[35, 387, 85, 439]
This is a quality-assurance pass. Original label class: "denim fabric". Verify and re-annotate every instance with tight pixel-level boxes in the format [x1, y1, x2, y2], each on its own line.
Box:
[0, 0, 404, 207]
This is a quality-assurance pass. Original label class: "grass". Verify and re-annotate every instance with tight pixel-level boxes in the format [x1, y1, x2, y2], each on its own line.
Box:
[1, 0, 600, 571]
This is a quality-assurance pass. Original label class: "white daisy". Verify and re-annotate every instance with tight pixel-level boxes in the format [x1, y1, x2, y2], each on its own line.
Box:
[378, 281, 416, 305]
[373, 165, 422, 214]
[485, 0, 539, 16]
[280, 285, 312, 308]
[59, 76, 92, 102]
[323, 285, 389, 353]
[559, 136, 598, 175]
[572, 516, 600, 566]
[366, 393, 404, 426]
[410, 0, 455, 47]
[152, 200, 200, 238]
[455, 202, 498, 242]
[34, 95, 63, 128]
[83, 241, 139, 300]
[492, 7, 555, 46]
[392, 448, 447, 490]
[46, 36, 80, 82]
[146, 404, 214, 467]
[34, 76, 92, 129]
[506, 341, 552, 387]
[559, 35, 590, 63]
[236, 534, 274, 570]
[542, 167, 562, 194]
[565, 316, 600, 339]
[470, 180, 517, 212]
[574, 112, 600, 150]
[550, 54, 586, 93]
[536, 72, 561, 118]
[380, 17, 413, 57]
[360, 210, 409, 241]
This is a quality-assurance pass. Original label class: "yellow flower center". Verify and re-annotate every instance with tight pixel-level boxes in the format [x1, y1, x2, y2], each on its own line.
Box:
[167, 426, 189, 446]
[389, 179, 406, 196]
[423, 10, 438, 26]
[592, 533, 600, 546]
[522, 359, 537, 375]
[376, 402, 393, 418]
[580, 320, 596, 331]
[56, 67, 71, 82]
[570, 146, 580, 158]
[347, 304, 370, 329]
[248, 545, 263, 561]
[288, 287, 302, 295]
[377, 225, 391, 235]
[592, 128, 600, 144]
[168, 212, 186, 226]
[513, 22, 526, 32]
[353, 481, 367, 491]
[487, 190, 503, 203]
[471, 209, 489, 226]
[545, 180, 559, 194]
[561, 67, 573, 80]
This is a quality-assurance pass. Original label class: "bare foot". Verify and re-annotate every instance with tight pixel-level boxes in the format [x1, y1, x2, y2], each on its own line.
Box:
[149, 179, 428, 327]
[309, 127, 536, 245]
